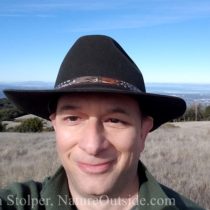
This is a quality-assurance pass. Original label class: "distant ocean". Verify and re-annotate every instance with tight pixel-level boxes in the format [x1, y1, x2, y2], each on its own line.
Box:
[146, 83, 210, 106]
[1, 82, 210, 106]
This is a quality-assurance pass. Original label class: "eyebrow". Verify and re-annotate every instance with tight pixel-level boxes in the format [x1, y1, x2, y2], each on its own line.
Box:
[106, 107, 131, 116]
[57, 104, 80, 113]
[57, 104, 131, 116]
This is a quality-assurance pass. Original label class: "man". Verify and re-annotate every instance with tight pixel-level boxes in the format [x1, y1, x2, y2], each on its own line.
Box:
[1, 35, 205, 210]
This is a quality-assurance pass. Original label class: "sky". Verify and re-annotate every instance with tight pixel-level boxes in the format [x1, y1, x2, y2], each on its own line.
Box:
[0, 0, 210, 84]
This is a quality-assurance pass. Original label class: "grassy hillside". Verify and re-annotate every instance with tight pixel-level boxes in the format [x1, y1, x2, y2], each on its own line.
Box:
[0, 121, 209, 209]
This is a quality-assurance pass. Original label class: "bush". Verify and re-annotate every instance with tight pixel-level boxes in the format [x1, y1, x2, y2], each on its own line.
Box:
[0, 121, 5, 132]
[0, 98, 14, 109]
[14, 118, 43, 132]
[44, 126, 54, 132]
[0, 98, 25, 121]
[0, 108, 24, 121]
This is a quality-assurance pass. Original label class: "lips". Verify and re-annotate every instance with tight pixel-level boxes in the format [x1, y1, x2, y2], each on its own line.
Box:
[77, 160, 115, 174]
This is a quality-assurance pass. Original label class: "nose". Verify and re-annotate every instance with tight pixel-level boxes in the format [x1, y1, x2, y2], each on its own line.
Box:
[78, 118, 109, 155]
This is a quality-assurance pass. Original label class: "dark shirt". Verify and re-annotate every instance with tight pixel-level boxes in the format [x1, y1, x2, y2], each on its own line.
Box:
[0, 162, 205, 210]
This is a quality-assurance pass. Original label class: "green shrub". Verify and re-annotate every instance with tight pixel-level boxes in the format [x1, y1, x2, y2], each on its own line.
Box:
[0, 98, 14, 109]
[0, 98, 25, 121]
[14, 118, 43, 133]
[43, 126, 54, 132]
[0, 121, 5, 132]
[0, 108, 24, 121]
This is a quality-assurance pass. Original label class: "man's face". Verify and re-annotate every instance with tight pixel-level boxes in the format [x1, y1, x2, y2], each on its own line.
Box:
[50, 93, 153, 198]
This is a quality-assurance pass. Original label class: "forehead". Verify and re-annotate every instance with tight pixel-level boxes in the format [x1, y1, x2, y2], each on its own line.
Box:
[56, 93, 139, 110]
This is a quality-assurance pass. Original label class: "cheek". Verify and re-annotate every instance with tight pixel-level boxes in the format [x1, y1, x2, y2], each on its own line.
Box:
[108, 128, 141, 152]
[55, 126, 76, 155]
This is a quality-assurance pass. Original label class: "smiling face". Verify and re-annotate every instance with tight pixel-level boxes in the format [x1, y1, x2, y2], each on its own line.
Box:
[50, 93, 153, 198]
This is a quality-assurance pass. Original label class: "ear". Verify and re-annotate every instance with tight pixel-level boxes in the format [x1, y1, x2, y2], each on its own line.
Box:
[49, 113, 56, 130]
[139, 116, 153, 152]
[141, 116, 153, 139]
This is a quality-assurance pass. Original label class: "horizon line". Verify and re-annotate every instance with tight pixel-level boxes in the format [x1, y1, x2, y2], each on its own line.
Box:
[1, 81, 210, 85]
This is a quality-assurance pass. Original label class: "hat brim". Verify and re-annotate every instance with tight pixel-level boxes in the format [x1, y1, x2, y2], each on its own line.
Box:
[4, 85, 186, 131]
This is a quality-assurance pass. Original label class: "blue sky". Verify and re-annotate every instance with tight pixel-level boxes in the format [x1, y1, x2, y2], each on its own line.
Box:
[0, 0, 210, 84]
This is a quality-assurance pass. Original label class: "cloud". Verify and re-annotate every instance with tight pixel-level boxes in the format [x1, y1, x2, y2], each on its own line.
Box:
[0, 0, 210, 24]
[0, 0, 132, 14]
[67, 4, 210, 33]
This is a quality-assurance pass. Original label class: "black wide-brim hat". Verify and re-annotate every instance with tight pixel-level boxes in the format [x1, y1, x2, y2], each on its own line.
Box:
[4, 35, 186, 131]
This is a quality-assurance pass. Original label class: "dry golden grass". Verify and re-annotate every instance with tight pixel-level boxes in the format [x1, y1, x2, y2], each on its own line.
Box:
[0, 121, 210, 209]
[0, 132, 60, 186]
[142, 121, 210, 209]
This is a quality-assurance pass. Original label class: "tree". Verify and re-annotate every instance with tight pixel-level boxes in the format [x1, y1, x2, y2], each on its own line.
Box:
[182, 103, 205, 121]
[204, 106, 210, 120]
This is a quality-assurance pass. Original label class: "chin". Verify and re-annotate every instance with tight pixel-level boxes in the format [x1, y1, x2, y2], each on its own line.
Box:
[84, 181, 120, 198]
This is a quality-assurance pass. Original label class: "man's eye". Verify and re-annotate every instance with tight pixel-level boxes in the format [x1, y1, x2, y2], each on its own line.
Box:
[105, 118, 128, 128]
[67, 116, 80, 121]
[109, 118, 121, 123]
[106, 118, 125, 124]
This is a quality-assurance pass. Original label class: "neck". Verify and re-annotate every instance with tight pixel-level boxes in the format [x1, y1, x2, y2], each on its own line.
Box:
[71, 192, 139, 210]
[68, 176, 139, 210]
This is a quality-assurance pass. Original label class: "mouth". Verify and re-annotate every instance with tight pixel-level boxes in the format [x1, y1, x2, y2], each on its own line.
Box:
[77, 160, 115, 174]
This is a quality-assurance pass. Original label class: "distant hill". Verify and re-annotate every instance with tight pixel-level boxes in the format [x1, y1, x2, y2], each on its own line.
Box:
[1, 82, 210, 106]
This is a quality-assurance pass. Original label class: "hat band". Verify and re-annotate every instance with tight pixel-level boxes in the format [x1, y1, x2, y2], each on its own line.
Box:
[55, 76, 141, 92]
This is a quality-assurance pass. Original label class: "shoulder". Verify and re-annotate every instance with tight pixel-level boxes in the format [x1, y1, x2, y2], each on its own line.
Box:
[160, 184, 206, 210]
[0, 180, 44, 210]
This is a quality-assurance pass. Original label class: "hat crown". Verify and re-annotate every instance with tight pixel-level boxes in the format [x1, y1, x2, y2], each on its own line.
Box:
[55, 35, 146, 92]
